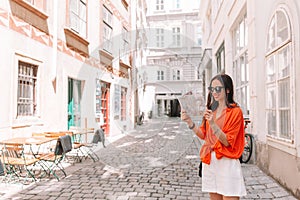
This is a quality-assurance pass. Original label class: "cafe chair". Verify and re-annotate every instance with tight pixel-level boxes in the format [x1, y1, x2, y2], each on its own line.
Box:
[0, 143, 39, 183]
[39, 135, 72, 181]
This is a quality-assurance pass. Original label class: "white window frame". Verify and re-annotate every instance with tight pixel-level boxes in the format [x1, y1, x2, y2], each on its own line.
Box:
[69, 0, 87, 38]
[156, 28, 164, 48]
[121, 87, 127, 121]
[216, 43, 225, 73]
[173, 0, 180, 9]
[121, 27, 129, 62]
[233, 14, 249, 116]
[103, 6, 113, 53]
[172, 68, 181, 80]
[24, 0, 47, 12]
[265, 8, 294, 143]
[156, 0, 164, 11]
[157, 70, 164, 81]
[13, 54, 42, 127]
[172, 27, 181, 47]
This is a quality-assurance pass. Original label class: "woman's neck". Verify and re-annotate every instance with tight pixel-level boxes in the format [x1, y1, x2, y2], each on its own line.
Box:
[218, 101, 226, 110]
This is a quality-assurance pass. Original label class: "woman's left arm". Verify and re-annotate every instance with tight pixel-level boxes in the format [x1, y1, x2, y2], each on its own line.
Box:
[210, 122, 229, 146]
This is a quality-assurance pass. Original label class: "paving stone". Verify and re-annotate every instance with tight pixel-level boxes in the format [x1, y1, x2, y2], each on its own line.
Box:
[0, 118, 298, 200]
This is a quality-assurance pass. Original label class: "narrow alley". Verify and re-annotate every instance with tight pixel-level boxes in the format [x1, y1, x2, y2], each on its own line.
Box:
[1, 118, 297, 200]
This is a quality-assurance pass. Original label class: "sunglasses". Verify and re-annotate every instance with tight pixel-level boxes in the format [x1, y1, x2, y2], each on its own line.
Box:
[208, 86, 224, 93]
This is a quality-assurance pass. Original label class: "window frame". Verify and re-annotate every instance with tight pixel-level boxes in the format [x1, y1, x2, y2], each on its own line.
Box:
[216, 42, 225, 73]
[121, 87, 127, 121]
[155, 0, 164, 11]
[69, 0, 87, 38]
[13, 54, 42, 127]
[172, 68, 181, 80]
[24, 0, 47, 12]
[265, 7, 294, 143]
[157, 70, 164, 81]
[172, 27, 181, 47]
[233, 14, 249, 116]
[102, 6, 113, 53]
[156, 28, 164, 48]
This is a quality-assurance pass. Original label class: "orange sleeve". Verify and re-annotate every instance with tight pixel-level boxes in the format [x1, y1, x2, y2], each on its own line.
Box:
[199, 120, 207, 140]
[214, 107, 245, 159]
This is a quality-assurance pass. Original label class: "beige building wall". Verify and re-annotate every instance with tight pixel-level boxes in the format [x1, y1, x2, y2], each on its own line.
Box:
[199, 0, 300, 198]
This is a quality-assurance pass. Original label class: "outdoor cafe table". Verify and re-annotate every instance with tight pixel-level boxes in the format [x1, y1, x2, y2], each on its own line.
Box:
[0, 136, 57, 181]
[0, 137, 55, 146]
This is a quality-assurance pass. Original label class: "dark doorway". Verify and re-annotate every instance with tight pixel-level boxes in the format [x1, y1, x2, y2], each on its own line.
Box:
[170, 99, 181, 117]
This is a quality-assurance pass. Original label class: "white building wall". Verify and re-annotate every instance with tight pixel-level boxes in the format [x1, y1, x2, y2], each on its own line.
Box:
[0, 0, 134, 139]
[199, 0, 300, 198]
[145, 0, 202, 118]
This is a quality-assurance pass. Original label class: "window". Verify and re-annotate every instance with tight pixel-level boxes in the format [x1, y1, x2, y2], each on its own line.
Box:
[172, 27, 181, 47]
[156, 28, 164, 48]
[173, 0, 180, 9]
[157, 70, 164, 80]
[172, 69, 181, 80]
[17, 61, 38, 117]
[24, 0, 47, 12]
[95, 79, 101, 115]
[69, 0, 87, 38]
[121, 27, 129, 61]
[233, 15, 249, 116]
[103, 6, 113, 53]
[156, 0, 164, 11]
[265, 8, 293, 141]
[196, 25, 202, 46]
[234, 15, 248, 55]
[121, 87, 127, 121]
[216, 43, 225, 73]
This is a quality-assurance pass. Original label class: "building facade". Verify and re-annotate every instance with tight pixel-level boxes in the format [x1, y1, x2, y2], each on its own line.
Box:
[142, 0, 202, 119]
[199, 0, 300, 198]
[0, 0, 144, 139]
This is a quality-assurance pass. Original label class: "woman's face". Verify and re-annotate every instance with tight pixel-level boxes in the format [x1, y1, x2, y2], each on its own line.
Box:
[210, 79, 226, 103]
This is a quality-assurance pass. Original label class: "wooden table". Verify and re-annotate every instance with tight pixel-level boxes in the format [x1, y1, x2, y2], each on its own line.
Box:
[0, 136, 55, 146]
[0, 136, 57, 182]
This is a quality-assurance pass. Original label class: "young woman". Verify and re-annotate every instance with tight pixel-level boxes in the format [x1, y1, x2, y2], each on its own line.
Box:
[181, 74, 247, 200]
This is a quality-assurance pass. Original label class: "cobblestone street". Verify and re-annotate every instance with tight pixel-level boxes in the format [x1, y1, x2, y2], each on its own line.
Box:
[0, 118, 298, 200]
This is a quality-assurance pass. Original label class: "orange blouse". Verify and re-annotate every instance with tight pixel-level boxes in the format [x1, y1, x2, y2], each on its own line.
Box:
[198, 105, 245, 164]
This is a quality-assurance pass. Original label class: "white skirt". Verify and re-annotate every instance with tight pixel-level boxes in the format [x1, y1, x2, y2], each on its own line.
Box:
[202, 152, 247, 197]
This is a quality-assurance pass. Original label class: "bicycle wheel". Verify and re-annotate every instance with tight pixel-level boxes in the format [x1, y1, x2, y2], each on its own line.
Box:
[240, 134, 253, 163]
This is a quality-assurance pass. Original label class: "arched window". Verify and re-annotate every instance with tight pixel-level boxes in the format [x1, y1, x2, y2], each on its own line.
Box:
[265, 8, 293, 141]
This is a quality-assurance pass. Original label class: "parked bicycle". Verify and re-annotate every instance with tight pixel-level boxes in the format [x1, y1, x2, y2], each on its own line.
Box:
[239, 119, 254, 164]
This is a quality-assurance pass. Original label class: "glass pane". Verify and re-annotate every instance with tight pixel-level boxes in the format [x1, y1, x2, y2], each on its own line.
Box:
[240, 55, 246, 84]
[267, 16, 276, 51]
[245, 52, 249, 82]
[266, 56, 275, 82]
[236, 88, 241, 108]
[278, 79, 290, 108]
[70, 0, 77, 12]
[241, 86, 247, 114]
[239, 20, 245, 49]
[276, 10, 289, 44]
[278, 46, 290, 78]
[266, 87, 276, 109]
[245, 17, 248, 47]
[279, 109, 290, 139]
[79, 2, 86, 20]
[246, 85, 250, 115]
[235, 28, 239, 54]
[267, 110, 277, 136]
[70, 13, 79, 32]
[79, 19, 86, 37]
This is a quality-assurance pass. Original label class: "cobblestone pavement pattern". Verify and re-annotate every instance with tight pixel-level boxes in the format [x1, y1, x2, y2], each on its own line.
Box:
[0, 118, 298, 200]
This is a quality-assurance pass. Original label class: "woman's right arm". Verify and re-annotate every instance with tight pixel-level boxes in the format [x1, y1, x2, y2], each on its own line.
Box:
[181, 111, 205, 139]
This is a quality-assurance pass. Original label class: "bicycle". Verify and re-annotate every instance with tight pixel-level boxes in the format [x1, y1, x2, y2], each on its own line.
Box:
[239, 119, 254, 163]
